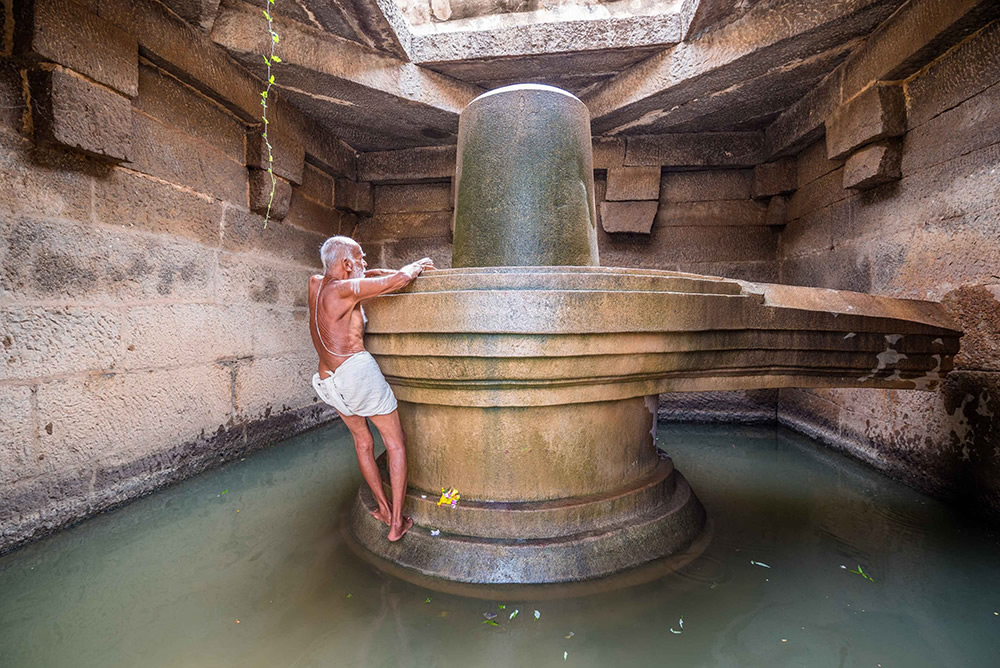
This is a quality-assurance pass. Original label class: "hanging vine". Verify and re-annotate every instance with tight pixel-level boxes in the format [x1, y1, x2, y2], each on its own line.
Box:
[260, 0, 281, 227]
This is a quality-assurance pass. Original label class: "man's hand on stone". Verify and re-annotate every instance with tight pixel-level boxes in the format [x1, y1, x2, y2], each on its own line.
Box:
[402, 258, 435, 279]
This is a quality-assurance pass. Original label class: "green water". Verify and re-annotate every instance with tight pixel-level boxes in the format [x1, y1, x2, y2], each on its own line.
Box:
[1, 422, 998, 667]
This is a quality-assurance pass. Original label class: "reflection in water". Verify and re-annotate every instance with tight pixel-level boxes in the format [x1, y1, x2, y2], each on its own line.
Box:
[1, 422, 998, 667]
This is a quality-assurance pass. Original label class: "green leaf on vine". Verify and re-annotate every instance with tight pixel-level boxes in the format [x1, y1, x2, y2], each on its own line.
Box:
[272, 33, 280, 43]
[262, 10, 271, 20]
[269, 74, 275, 84]
[271, 55, 282, 63]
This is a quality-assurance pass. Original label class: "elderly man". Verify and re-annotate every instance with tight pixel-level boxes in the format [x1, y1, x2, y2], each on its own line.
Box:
[309, 236, 434, 541]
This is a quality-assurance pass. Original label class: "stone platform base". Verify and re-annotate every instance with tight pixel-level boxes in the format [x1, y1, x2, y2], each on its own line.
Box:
[347, 451, 707, 587]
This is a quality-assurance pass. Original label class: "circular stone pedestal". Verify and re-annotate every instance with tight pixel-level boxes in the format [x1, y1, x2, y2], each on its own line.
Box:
[345, 267, 722, 585]
[349, 434, 706, 585]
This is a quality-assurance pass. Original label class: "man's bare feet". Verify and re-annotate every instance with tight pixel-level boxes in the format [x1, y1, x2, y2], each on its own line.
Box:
[387, 516, 413, 542]
[371, 504, 392, 526]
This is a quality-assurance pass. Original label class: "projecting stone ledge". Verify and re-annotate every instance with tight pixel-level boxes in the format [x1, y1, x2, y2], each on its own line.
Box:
[843, 140, 902, 190]
[27, 66, 133, 163]
[826, 84, 906, 160]
[600, 201, 658, 234]
[606, 166, 661, 201]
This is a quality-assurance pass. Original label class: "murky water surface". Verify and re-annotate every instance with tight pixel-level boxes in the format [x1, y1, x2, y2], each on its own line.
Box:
[2, 422, 999, 667]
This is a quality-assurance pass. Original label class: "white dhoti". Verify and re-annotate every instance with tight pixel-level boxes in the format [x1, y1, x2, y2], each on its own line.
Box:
[312, 351, 398, 417]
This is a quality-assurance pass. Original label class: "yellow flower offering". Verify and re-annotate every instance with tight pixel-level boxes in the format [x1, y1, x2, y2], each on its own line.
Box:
[437, 487, 460, 508]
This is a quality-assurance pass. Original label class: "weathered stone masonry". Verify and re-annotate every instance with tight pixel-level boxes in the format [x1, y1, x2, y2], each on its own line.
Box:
[0, 0, 373, 553]
[774, 16, 1000, 518]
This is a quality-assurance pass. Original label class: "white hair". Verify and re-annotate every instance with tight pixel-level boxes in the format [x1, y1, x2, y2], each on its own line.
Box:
[320, 236, 359, 273]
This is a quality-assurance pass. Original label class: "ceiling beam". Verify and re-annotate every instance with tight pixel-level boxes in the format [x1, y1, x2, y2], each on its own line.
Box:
[210, 0, 483, 151]
[583, 0, 905, 135]
[765, 0, 1000, 157]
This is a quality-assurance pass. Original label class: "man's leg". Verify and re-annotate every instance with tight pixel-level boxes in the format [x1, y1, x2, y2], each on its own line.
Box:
[369, 409, 412, 541]
[341, 413, 392, 526]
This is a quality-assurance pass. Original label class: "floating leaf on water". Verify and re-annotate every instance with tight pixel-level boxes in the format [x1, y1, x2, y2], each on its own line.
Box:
[424, 598, 431, 604]
[845, 564, 876, 582]
[564, 651, 568, 661]
[669, 628, 681, 634]
[534, 610, 541, 619]
[564, 631, 575, 639]
[498, 604, 505, 610]
[221, 489, 228, 495]
[483, 612, 497, 620]
[346, 594, 352, 599]
[679, 617, 684, 629]
[750, 560, 770, 568]
[509, 610, 519, 620]
[482, 619, 499, 626]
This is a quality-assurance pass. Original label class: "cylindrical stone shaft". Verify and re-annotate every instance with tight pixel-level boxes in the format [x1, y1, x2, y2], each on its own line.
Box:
[451, 84, 600, 267]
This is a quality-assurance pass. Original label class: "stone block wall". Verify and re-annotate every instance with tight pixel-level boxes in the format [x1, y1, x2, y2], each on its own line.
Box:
[0, 1, 359, 553]
[355, 182, 454, 269]
[354, 144, 781, 279]
[775, 19, 1000, 517]
[596, 167, 779, 282]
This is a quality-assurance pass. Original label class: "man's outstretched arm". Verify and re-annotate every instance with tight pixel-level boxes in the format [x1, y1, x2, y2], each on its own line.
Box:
[336, 258, 435, 302]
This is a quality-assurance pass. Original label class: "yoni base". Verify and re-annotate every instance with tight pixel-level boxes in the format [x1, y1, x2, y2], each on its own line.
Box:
[346, 451, 707, 586]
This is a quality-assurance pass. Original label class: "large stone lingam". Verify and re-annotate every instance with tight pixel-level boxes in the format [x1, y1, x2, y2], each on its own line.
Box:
[348, 84, 961, 586]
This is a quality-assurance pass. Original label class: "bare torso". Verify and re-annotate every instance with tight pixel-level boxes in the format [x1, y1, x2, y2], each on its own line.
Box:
[309, 275, 367, 376]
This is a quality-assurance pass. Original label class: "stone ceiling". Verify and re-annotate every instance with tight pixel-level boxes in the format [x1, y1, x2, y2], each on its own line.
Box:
[191, 0, 908, 151]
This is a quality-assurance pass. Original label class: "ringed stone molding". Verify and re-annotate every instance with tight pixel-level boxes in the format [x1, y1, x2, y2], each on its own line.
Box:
[365, 267, 961, 408]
